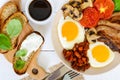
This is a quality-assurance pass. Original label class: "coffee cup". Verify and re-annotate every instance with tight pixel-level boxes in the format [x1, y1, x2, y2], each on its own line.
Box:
[23, 0, 54, 25]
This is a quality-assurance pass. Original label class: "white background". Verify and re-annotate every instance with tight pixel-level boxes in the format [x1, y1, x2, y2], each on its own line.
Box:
[0, 0, 120, 80]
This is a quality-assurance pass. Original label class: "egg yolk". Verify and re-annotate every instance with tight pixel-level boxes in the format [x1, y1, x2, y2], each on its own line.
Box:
[62, 21, 78, 41]
[92, 45, 110, 62]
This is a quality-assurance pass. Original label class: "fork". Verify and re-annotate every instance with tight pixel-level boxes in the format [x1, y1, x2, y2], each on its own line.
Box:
[63, 70, 80, 80]
[57, 70, 80, 80]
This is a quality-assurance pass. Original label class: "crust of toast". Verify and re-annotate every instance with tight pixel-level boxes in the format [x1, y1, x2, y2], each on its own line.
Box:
[13, 31, 44, 75]
[0, 1, 18, 27]
[0, 12, 27, 53]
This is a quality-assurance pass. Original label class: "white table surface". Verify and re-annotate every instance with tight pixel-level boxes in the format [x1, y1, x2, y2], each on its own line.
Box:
[0, 0, 120, 80]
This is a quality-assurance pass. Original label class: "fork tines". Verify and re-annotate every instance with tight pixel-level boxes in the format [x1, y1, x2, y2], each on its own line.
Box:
[67, 70, 80, 79]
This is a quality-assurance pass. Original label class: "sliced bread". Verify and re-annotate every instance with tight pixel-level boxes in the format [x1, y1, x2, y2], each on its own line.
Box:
[0, 12, 27, 53]
[0, 1, 18, 26]
[13, 31, 44, 74]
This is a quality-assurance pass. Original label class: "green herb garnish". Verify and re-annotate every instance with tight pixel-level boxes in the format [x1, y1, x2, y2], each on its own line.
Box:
[14, 59, 26, 70]
[15, 49, 27, 57]
[6, 19, 22, 38]
[0, 34, 12, 50]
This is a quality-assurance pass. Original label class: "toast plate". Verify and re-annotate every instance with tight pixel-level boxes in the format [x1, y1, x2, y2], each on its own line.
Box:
[0, 0, 46, 80]
[51, 10, 120, 75]
[0, 0, 29, 80]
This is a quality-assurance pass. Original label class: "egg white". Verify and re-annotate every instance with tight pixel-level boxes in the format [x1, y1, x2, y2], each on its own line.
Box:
[87, 42, 115, 68]
[57, 17, 85, 49]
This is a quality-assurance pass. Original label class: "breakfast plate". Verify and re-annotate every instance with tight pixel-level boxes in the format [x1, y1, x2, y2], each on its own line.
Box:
[52, 0, 120, 75]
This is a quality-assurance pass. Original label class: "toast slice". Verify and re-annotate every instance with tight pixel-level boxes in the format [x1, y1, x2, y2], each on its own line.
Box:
[0, 1, 18, 27]
[0, 12, 27, 53]
[13, 31, 44, 75]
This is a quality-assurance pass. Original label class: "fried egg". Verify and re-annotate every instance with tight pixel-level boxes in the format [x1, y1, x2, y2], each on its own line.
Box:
[57, 17, 85, 49]
[87, 42, 115, 68]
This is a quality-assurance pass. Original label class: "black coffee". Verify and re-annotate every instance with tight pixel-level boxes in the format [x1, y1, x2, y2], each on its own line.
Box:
[29, 0, 52, 21]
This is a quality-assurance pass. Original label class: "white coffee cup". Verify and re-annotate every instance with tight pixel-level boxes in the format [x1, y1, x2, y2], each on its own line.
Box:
[22, 0, 54, 25]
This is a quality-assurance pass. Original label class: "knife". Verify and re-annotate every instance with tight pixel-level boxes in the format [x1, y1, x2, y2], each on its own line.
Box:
[43, 65, 70, 80]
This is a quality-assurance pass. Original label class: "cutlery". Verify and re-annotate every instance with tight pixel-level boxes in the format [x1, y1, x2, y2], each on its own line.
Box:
[61, 70, 80, 80]
[45, 69, 61, 80]
[43, 65, 64, 80]
[43, 65, 70, 80]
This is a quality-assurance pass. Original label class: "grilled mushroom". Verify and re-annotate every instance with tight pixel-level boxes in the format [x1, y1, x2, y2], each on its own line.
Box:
[61, 0, 93, 21]
[62, 0, 83, 21]
[81, 0, 93, 9]
[86, 28, 100, 43]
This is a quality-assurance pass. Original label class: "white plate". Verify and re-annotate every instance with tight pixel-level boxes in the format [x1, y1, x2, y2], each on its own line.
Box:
[51, 10, 120, 75]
